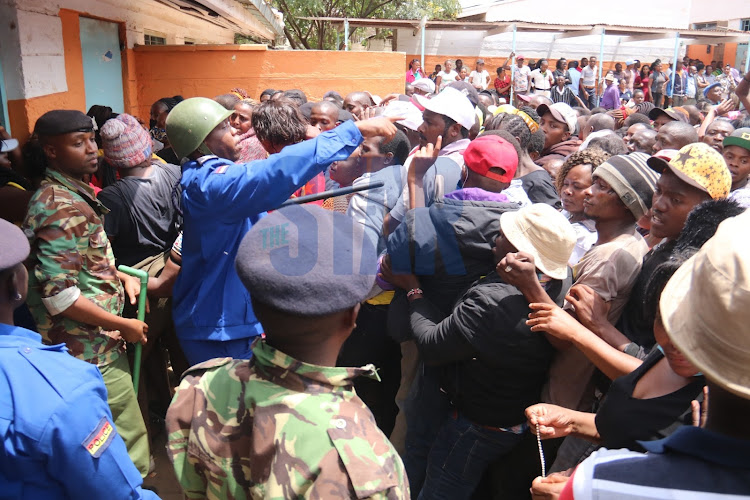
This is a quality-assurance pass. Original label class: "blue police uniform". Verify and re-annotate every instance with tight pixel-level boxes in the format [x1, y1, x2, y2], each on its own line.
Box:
[0, 323, 159, 499]
[173, 120, 363, 365]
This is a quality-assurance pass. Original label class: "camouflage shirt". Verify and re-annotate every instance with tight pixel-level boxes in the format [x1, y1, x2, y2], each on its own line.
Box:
[166, 339, 410, 499]
[24, 169, 125, 366]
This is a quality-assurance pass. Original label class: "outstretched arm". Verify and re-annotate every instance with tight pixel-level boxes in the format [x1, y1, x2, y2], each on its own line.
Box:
[188, 118, 400, 220]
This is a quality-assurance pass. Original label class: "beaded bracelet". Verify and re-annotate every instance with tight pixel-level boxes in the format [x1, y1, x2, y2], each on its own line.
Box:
[406, 288, 423, 298]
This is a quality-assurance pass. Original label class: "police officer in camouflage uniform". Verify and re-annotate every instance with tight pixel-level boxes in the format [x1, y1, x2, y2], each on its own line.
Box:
[23, 110, 151, 477]
[0, 218, 158, 498]
[166, 205, 409, 499]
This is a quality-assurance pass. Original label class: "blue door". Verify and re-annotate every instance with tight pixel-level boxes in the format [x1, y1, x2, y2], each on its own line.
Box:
[79, 17, 124, 114]
[737, 43, 748, 73]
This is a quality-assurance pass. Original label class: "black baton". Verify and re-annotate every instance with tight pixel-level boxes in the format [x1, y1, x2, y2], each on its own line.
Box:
[279, 181, 384, 207]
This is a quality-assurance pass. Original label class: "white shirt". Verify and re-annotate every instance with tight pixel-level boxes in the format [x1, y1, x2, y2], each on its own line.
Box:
[581, 65, 598, 87]
[513, 65, 531, 92]
[469, 69, 490, 90]
[529, 69, 554, 92]
[627, 68, 637, 92]
[437, 70, 458, 90]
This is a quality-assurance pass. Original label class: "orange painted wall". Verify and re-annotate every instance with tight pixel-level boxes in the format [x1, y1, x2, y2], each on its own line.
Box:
[686, 43, 738, 68]
[131, 46, 406, 121]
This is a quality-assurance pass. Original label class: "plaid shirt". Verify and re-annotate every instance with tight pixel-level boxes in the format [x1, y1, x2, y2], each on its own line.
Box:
[24, 169, 125, 366]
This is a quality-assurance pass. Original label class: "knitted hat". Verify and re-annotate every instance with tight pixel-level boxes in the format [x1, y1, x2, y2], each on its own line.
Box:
[101, 114, 152, 168]
[593, 152, 659, 220]
[647, 142, 731, 199]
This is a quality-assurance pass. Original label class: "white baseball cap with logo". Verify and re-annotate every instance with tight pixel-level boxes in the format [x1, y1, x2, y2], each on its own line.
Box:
[414, 87, 476, 130]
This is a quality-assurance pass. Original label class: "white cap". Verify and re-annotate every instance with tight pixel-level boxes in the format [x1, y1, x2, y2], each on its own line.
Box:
[414, 87, 476, 130]
[412, 79, 435, 94]
[383, 100, 423, 131]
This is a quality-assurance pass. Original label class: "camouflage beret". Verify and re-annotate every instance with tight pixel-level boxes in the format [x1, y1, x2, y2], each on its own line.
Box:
[236, 204, 376, 316]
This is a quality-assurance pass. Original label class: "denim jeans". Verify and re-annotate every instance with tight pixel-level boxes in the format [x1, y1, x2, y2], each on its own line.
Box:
[403, 364, 451, 498]
[582, 87, 597, 109]
[417, 412, 526, 500]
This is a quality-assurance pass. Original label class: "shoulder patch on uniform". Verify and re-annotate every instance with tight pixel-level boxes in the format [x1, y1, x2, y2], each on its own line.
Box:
[181, 357, 233, 378]
[196, 155, 219, 166]
[82, 417, 116, 458]
[213, 165, 229, 174]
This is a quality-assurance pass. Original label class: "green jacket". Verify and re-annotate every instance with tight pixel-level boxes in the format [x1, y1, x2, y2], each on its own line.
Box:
[166, 339, 410, 499]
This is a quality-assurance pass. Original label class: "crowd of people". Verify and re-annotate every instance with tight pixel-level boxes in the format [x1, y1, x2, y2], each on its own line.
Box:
[411, 54, 744, 113]
[1, 49, 750, 500]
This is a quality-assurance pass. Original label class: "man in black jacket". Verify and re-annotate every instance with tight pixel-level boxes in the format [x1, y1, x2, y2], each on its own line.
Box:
[384, 199, 576, 499]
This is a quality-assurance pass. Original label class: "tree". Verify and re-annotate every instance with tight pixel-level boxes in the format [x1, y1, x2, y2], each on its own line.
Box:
[271, 0, 460, 50]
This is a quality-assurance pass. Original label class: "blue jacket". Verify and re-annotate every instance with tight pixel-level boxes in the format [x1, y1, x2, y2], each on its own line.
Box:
[0, 323, 158, 499]
[173, 121, 363, 341]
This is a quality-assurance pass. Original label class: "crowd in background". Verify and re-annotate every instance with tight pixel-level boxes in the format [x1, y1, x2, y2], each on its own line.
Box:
[1, 49, 750, 500]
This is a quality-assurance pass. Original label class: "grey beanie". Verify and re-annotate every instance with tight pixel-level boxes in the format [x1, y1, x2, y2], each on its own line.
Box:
[593, 152, 659, 220]
[235, 204, 376, 316]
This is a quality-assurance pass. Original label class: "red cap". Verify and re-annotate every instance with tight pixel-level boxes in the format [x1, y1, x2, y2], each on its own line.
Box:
[463, 135, 518, 183]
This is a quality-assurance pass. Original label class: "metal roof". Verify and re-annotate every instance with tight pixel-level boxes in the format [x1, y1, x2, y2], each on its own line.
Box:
[299, 17, 750, 43]
[155, 0, 284, 40]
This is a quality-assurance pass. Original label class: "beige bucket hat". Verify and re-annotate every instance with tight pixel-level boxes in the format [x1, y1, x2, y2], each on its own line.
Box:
[499, 203, 576, 280]
[660, 209, 750, 399]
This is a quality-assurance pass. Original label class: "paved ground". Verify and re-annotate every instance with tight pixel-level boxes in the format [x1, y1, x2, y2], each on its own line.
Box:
[143, 431, 183, 499]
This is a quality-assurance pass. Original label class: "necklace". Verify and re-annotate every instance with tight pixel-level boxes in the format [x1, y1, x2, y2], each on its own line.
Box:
[536, 423, 546, 478]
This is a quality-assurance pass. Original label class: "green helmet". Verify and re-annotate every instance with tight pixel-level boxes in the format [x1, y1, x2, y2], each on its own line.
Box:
[165, 97, 233, 159]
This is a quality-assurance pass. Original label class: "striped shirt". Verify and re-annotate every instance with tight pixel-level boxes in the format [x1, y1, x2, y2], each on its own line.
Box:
[563, 426, 750, 499]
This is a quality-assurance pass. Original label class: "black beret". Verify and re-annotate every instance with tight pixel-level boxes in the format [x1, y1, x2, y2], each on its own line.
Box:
[34, 110, 95, 136]
[236, 205, 376, 316]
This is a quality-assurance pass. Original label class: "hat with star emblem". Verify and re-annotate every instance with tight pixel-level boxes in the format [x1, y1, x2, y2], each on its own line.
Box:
[647, 142, 731, 199]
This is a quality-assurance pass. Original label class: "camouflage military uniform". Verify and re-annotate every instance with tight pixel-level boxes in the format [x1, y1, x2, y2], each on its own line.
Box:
[23, 168, 150, 477]
[166, 338, 410, 499]
[24, 169, 124, 366]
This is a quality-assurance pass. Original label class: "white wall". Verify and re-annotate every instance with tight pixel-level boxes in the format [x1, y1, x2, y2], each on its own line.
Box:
[410, 0, 692, 63]
[397, 29, 685, 63]
[482, 0, 691, 29]
[0, 0, 243, 100]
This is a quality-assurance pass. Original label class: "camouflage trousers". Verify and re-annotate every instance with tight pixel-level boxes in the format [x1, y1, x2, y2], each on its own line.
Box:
[99, 354, 150, 477]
